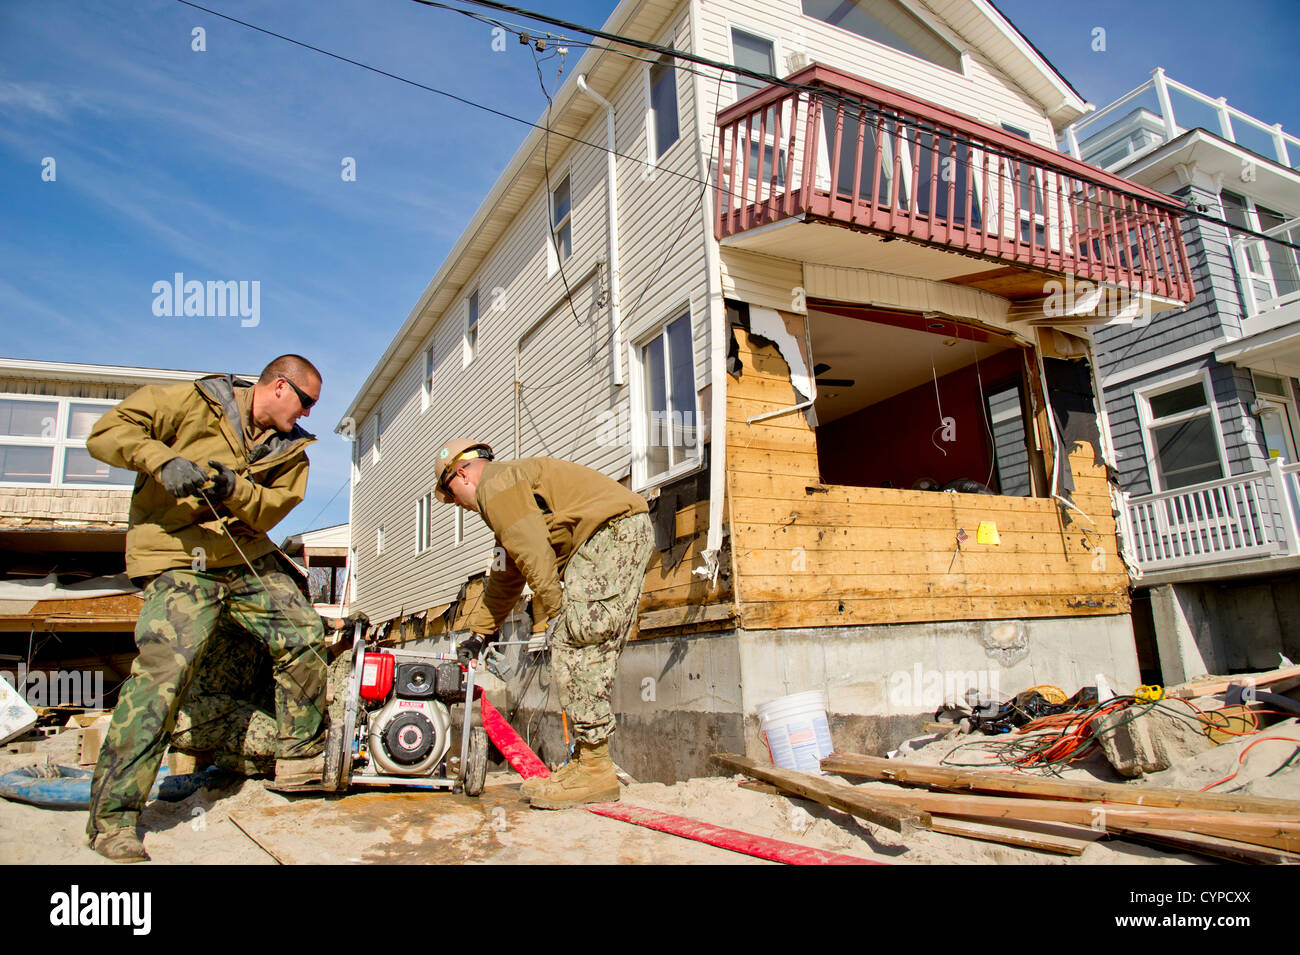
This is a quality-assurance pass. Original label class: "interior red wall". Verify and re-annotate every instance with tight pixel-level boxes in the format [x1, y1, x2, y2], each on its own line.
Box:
[817, 347, 1024, 490]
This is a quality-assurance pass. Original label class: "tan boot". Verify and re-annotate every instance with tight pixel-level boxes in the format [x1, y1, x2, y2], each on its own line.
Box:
[528, 740, 620, 810]
[92, 829, 150, 864]
[520, 756, 578, 798]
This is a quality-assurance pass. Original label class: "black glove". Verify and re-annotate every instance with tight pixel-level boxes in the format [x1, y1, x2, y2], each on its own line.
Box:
[157, 457, 208, 499]
[206, 460, 240, 501]
[456, 633, 491, 663]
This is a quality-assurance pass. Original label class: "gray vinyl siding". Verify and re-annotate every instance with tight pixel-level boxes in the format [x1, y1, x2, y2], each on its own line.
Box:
[1093, 186, 1245, 382]
[351, 9, 713, 622]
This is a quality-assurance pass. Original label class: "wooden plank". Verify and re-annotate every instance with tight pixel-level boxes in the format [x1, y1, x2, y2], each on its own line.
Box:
[737, 593, 1128, 629]
[1166, 665, 1300, 700]
[638, 603, 736, 631]
[930, 815, 1101, 855]
[585, 803, 884, 865]
[1110, 826, 1300, 865]
[673, 501, 710, 540]
[736, 573, 1129, 602]
[727, 447, 820, 479]
[640, 581, 733, 612]
[728, 472, 1110, 511]
[821, 753, 1300, 817]
[735, 547, 1123, 579]
[824, 784, 1300, 853]
[734, 495, 1093, 531]
[730, 521, 1110, 556]
[713, 753, 930, 835]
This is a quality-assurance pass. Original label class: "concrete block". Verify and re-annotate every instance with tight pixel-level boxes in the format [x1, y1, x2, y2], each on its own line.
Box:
[1096, 703, 1215, 778]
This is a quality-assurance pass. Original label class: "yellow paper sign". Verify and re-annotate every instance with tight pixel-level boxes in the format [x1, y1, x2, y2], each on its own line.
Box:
[976, 521, 1000, 545]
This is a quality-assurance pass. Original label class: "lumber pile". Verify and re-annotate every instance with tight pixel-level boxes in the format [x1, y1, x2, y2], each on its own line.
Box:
[714, 751, 1300, 863]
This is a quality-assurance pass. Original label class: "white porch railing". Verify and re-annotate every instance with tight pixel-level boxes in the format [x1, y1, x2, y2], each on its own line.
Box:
[1123, 458, 1300, 573]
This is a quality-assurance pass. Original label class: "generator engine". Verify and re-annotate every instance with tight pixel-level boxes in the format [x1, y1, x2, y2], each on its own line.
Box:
[323, 637, 488, 795]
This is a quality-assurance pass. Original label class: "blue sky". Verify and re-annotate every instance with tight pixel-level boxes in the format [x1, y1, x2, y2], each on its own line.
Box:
[2, 0, 1297, 539]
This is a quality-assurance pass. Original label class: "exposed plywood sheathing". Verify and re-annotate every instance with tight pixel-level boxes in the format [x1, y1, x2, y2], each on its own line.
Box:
[724, 316, 1130, 631]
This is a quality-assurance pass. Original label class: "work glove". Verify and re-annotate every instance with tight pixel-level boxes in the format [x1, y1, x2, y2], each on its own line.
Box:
[157, 457, 209, 499]
[456, 633, 492, 664]
[206, 460, 240, 501]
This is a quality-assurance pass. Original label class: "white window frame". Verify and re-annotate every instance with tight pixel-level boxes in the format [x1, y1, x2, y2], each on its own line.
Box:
[453, 506, 464, 546]
[546, 172, 573, 278]
[462, 288, 479, 368]
[351, 435, 360, 484]
[421, 341, 435, 412]
[629, 305, 702, 492]
[1251, 371, 1300, 462]
[1135, 369, 1229, 492]
[0, 394, 135, 489]
[371, 408, 382, 465]
[644, 53, 681, 164]
[376, 522, 385, 557]
[726, 23, 780, 106]
[416, 492, 432, 555]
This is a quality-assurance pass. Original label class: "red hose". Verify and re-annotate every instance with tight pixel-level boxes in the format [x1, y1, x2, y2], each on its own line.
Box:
[479, 697, 550, 779]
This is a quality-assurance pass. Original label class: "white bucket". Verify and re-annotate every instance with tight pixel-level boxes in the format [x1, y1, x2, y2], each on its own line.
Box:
[756, 690, 834, 774]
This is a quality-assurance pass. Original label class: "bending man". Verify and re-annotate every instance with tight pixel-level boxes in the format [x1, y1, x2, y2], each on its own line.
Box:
[434, 440, 653, 810]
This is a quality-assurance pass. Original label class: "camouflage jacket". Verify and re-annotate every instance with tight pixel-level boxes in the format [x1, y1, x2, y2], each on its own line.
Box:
[86, 375, 314, 579]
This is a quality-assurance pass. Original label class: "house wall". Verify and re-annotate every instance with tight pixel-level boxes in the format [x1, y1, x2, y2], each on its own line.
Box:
[694, 0, 1057, 148]
[726, 318, 1131, 630]
[351, 9, 717, 623]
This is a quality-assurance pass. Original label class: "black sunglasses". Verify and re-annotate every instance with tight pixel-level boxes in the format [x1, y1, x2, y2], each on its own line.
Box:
[281, 376, 317, 410]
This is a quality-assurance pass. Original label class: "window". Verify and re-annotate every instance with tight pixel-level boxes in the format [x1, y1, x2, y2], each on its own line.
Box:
[801, 0, 962, 73]
[1140, 377, 1225, 491]
[416, 493, 433, 554]
[372, 408, 382, 464]
[0, 395, 133, 487]
[422, 343, 435, 411]
[377, 523, 385, 556]
[1252, 372, 1299, 462]
[463, 290, 479, 368]
[1001, 124, 1046, 246]
[548, 174, 572, 275]
[730, 28, 774, 103]
[1223, 190, 1300, 303]
[454, 506, 464, 546]
[648, 55, 680, 160]
[634, 310, 699, 486]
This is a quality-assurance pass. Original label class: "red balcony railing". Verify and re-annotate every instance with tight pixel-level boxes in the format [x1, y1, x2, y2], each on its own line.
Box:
[714, 64, 1196, 303]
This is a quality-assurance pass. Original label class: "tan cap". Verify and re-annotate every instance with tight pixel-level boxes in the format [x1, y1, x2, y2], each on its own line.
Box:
[433, 439, 494, 502]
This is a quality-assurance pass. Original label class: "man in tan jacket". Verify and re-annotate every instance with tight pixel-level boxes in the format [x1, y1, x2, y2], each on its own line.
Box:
[83, 354, 329, 862]
[434, 439, 653, 809]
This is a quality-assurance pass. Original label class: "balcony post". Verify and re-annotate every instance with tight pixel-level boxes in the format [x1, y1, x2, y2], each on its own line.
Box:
[1267, 456, 1300, 555]
[1273, 124, 1292, 168]
[1151, 68, 1179, 142]
[1215, 98, 1235, 143]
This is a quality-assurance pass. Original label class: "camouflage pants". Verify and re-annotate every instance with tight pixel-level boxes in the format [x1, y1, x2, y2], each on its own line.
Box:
[550, 513, 654, 745]
[87, 553, 327, 838]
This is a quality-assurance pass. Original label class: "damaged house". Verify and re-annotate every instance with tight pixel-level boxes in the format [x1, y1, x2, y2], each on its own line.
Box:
[339, 0, 1196, 780]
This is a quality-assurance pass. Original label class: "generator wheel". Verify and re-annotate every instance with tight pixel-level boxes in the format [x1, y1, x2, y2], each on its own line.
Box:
[462, 726, 488, 796]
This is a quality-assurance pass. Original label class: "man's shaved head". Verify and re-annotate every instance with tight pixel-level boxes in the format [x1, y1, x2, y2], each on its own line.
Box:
[259, 354, 321, 386]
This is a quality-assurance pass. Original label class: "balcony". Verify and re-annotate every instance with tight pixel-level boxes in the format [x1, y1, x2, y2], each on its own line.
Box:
[714, 63, 1195, 305]
[1123, 458, 1300, 575]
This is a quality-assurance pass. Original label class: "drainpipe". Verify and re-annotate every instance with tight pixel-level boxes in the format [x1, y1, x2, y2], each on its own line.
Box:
[577, 75, 625, 386]
[689, 0, 728, 585]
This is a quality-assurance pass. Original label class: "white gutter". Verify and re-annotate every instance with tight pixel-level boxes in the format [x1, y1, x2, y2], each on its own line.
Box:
[576, 74, 625, 386]
[689, 0, 726, 586]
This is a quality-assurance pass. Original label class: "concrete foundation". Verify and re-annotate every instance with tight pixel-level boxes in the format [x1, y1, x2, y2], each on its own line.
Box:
[410, 613, 1140, 783]
[1147, 578, 1300, 685]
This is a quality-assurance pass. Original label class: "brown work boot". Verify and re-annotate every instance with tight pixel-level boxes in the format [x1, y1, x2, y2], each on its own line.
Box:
[267, 754, 327, 792]
[92, 829, 150, 864]
[519, 756, 578, 798]
[528, 739, 620, 810]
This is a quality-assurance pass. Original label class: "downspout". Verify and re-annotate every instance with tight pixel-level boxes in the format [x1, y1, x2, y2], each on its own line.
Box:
[576, 75, 625, 386]
[688, 0, 727, 585]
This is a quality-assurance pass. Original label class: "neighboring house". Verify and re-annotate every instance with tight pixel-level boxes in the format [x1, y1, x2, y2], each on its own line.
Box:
[340, 0, 1196, 780]
[0, 358, 244, 707]
[281, 523, 352, 618]
[1062, 71, 1300, 685]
